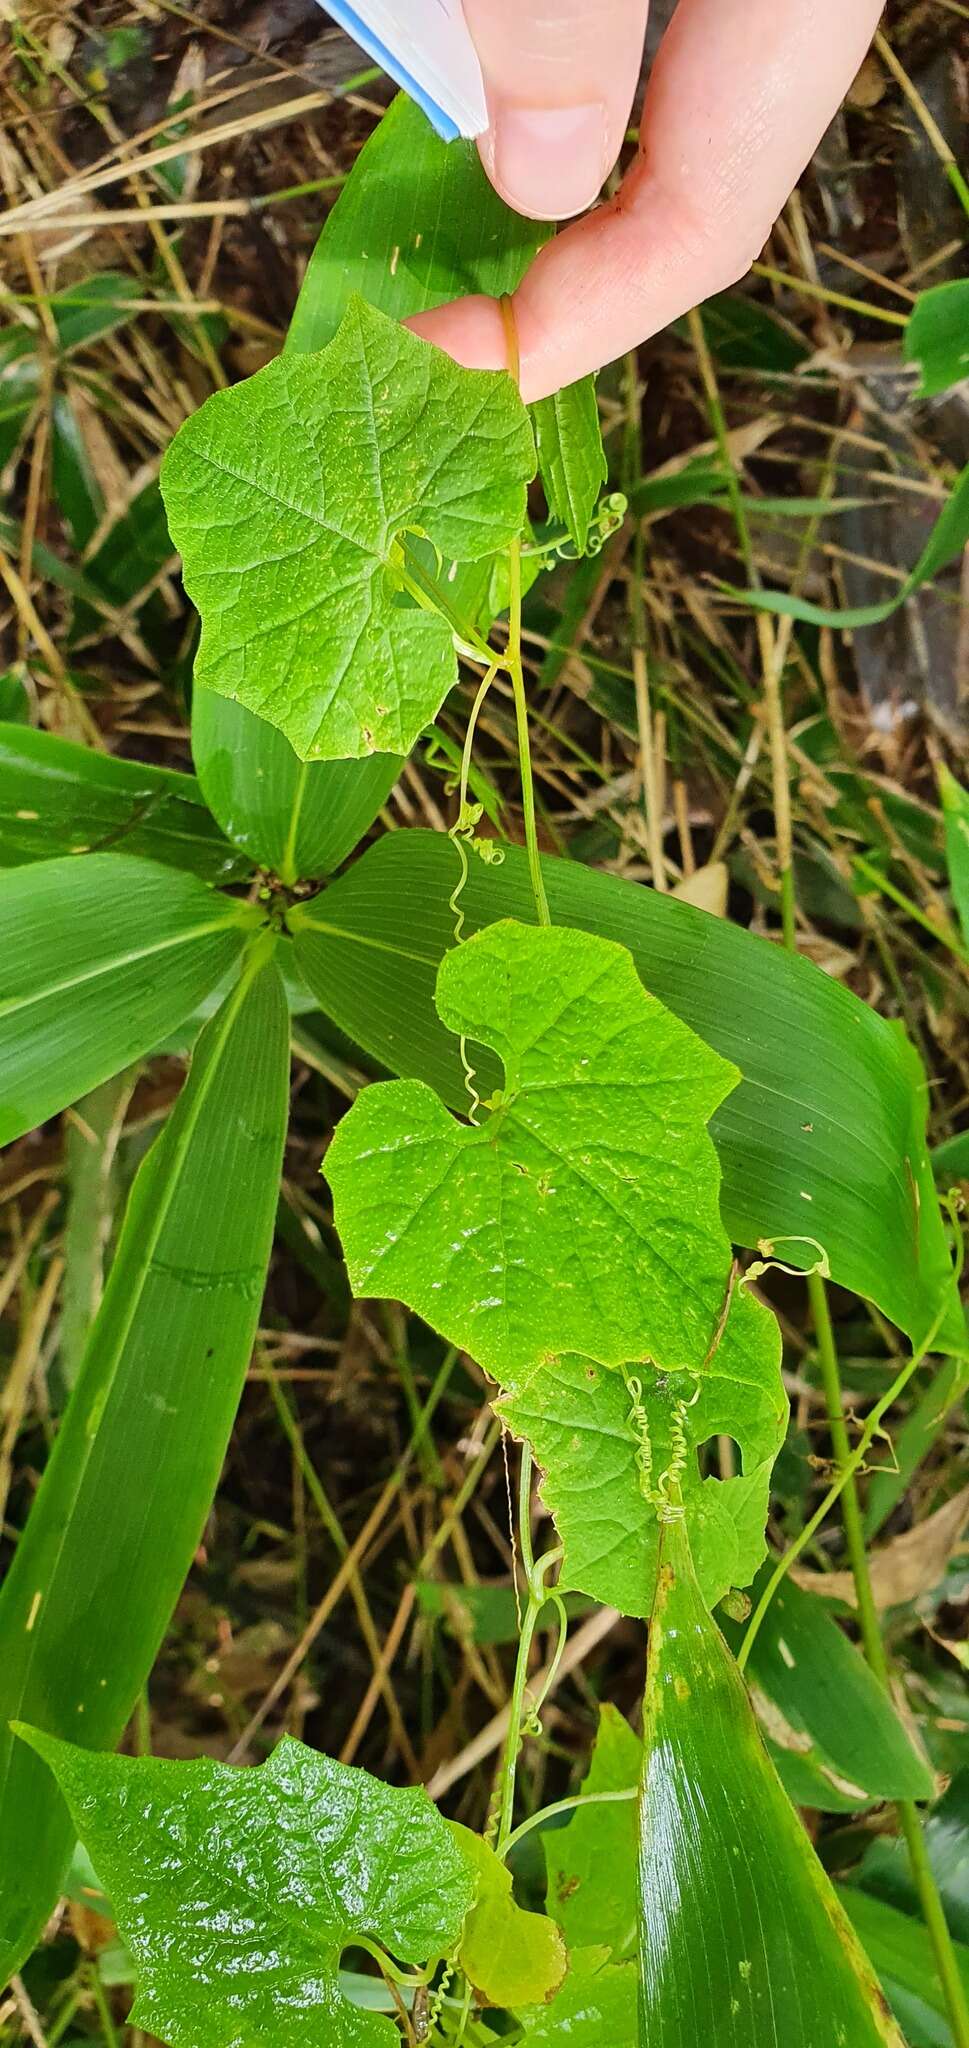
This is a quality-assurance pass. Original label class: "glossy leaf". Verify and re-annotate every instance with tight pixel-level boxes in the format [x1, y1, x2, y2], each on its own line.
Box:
[501, 1288, 785, 1615]
[20, 1730, 472, 2048]
[544, 1706, 640, 1960]
[0, 854, 256, 1145]
[940, 765, 969, 943]
[190, 689, 399, 881]
[720, 1566, 934, 1806]
[452, 1826, 567, 2007]
[0, 952, 289, 1982]
[292, 829, 960, 1350]
[0, 721, 246, 878]
[162, 298, 535, 761]
[532, 379, 608, 553]
[733, 462, 969, 629]
[905, 280, 969, 397]
[326, 918, 744, 1384]
[638, 1512, 906, 2047]
[518, 1948, 638, 2046]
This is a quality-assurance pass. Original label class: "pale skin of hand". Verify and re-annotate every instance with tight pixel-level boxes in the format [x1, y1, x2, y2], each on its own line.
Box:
[409, 0, 885, 403]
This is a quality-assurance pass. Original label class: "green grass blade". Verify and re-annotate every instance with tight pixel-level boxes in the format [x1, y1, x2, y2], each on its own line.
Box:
[190, 689, 399, 882]
[940, 766, 969, 943]
[0, 722, 247, 879]
[289, 829, 960, 1350]
[0, 853, 255, 1144]
[639, 1513, 906, 2046]
[726, 463, 969, 628]
[0, 948, 289, 1982]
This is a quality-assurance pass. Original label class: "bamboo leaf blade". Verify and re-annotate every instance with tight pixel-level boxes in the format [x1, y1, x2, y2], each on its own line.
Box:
[191, 689, 400, 881]
[727, 462, 969, 629]
[638, 1512, 906, 2046]
[0, 854, 256, 1144]
[286, 93, 550, 357]
[720, 1566, 935, 1805]
[0, 721, 247, 878]
[0, 953, 290, 1982]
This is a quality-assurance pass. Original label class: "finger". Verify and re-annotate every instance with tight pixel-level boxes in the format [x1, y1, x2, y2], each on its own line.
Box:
[413, 0, 883, 401]
[462, 0, 650, 221]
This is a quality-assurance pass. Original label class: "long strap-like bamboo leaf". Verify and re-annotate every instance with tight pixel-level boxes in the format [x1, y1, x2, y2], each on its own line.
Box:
[639, 1511, 907, 2047]
[0, 944, 289, 1983]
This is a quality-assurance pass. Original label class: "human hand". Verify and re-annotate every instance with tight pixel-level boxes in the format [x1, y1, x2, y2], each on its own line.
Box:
[409, 0, 884, 402]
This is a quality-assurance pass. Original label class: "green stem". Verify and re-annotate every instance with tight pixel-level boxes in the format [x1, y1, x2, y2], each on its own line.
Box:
[739, 1298, 947, 1668]
[807, 1270, 969, 2048]
[399, 542, 498, 669]
[494, 1585, 544, 1858]
[506, 538, 550, 928]
[504, 1787, 638, 1857]
[493, 1450, 564, 1859]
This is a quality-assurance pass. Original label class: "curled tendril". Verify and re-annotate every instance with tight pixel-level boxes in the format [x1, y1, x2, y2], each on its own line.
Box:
[657, 1378, 702, 1509]
[744, 1234, 831, 1289]
[621, 1364, 658, 1506]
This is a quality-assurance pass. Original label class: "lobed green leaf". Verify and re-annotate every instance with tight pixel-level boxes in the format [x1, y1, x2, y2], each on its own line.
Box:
[161, 298, 535, 762]
[292, 829, 960, 1351]
[20, 1729, 472, 2048]
[325, 919, 743, 1384]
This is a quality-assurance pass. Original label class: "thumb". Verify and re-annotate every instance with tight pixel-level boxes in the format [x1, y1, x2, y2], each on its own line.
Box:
[463, 0, 649, 222]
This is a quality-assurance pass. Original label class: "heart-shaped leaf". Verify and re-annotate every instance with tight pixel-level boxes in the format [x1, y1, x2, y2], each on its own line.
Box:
[19, 1729, 473, 2048]
[161, 298, 535, 762]
[325, 920, 741, 1384]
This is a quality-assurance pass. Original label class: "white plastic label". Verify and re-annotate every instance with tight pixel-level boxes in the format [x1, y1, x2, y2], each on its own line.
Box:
[319, 1, 489, 141]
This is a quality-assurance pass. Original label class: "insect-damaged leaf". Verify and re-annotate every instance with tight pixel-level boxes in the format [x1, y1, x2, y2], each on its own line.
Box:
[161, 297, 535, 762]
[638, 1512, 906, 2048]
[325, 919, 746, 1385]
[19, 1730, 472, 2048]
[500, 1283, 785, 1617]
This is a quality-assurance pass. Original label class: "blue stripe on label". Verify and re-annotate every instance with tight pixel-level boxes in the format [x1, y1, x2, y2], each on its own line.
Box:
[321, 2, 460, 140]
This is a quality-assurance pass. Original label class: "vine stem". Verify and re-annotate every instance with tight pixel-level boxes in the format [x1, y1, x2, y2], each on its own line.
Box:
[700, 251, 969, 2028]
[492, 1450, 565, 1859]
[507, 537, 551, 929]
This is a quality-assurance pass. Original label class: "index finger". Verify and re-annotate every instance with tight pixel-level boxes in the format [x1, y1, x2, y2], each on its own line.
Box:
[409, 0, 883, 402]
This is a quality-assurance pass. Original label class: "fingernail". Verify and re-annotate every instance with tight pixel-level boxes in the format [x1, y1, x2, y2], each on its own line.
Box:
[487, 102, 607, 222]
